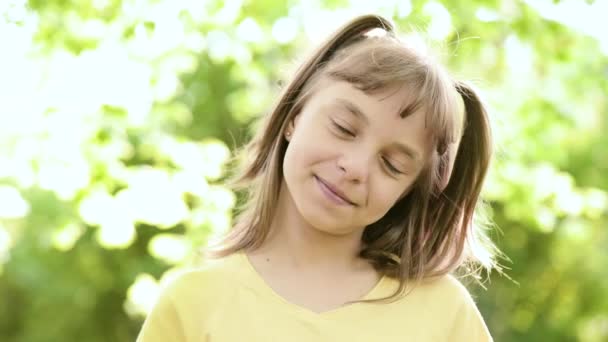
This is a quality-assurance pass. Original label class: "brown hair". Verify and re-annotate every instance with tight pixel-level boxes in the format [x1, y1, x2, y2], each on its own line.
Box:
[206, 14, 501, 301]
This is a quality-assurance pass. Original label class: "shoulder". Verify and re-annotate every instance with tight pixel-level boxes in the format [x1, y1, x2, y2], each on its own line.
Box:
[137, 253, 245, 342]
[381, 273, 479, 308]
[424, 274, 481, 306]
[159, 253, 244, 310]
[380, 274, 492, 341]
[411, 274, 486, 319]
[425, 275, 493, 341]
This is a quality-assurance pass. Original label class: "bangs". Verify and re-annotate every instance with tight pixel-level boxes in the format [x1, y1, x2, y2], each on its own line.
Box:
[323, 36, 463, 155]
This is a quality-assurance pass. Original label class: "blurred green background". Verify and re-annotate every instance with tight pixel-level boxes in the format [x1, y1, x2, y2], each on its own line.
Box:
[0, 0, 606, 341]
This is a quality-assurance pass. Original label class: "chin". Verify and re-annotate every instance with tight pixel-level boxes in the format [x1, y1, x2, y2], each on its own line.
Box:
[297, 203, 357, 235]
[309, 221, 356, 237]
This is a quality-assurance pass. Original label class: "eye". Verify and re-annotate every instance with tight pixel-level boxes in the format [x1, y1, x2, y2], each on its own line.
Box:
[382, 157, 404, 175]
[331, 120, 355, 137]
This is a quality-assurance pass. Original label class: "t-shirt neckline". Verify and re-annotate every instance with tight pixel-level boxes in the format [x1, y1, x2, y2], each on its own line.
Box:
[237, 251, 387, 319]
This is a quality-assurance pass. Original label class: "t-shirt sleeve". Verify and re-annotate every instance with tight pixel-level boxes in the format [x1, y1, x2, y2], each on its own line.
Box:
[136, 279, 187, 342]
[447, 286, 493, 342]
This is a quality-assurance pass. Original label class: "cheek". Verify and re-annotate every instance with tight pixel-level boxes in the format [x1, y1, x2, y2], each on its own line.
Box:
[284, 139, 321, 172]
[282, 140, 324, 187]
[285, 126, 335, 170]
[366, 178, 407, 219]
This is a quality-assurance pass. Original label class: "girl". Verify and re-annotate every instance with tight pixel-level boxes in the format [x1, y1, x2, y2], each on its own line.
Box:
[137, 14, 499, 341]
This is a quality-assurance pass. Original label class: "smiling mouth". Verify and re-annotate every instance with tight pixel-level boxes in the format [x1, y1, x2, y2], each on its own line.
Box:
[314, 175, 356, 206]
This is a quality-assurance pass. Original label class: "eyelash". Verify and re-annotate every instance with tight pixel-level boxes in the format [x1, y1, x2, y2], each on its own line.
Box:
[382, 157, 403, 175]
[332, 121, 404, 175]
[332, 121, 355, 137]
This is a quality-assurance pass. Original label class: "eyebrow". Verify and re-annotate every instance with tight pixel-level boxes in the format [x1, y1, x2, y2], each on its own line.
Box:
[336, 98, 370, 125]
[335, 98, 422, 162]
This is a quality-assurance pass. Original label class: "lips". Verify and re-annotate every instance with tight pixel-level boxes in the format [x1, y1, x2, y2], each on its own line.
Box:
[314, 175, 356, 206]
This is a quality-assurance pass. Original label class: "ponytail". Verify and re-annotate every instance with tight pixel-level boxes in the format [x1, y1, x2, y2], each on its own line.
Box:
[422, 80, 495, 275]
[361, 80, 498, 301]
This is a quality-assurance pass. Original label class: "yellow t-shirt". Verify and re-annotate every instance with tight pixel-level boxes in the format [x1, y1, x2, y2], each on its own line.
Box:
[137, 252, 493, 341]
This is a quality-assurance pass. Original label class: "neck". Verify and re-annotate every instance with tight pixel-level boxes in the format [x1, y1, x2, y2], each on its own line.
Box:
[251, 180, 368, 273]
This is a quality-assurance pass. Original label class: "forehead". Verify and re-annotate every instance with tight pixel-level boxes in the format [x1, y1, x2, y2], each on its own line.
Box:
[310, 76, 419, 114]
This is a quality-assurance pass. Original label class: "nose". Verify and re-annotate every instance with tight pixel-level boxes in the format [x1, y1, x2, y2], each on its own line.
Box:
[337, 149, 370, 184]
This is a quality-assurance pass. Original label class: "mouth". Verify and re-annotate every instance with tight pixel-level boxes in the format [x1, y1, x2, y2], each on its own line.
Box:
[314, 175, 357, 206]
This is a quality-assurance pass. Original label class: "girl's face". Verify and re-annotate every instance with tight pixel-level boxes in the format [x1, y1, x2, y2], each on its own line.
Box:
[282, 77, 434, 235]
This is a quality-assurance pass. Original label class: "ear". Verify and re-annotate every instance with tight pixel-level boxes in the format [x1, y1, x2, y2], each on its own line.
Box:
[285, 113, 301, 141]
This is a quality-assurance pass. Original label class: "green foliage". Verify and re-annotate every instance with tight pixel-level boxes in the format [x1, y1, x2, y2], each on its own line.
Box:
[1, 0, 606, 341]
